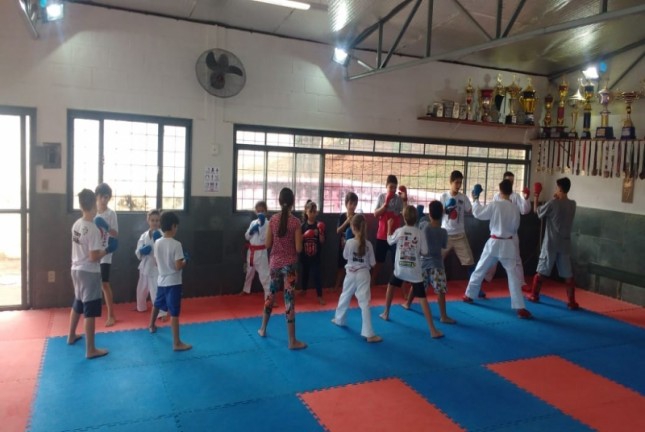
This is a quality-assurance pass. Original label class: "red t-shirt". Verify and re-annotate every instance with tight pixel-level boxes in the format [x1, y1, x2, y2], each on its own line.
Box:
[269, 213, 300, 269]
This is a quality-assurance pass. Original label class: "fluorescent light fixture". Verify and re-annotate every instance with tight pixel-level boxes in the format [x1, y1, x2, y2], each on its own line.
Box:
[582, 66, 599, 80]
[333, 48, 349, 66]
[40, 0, 64, 22]
[252, 0, 311, 10]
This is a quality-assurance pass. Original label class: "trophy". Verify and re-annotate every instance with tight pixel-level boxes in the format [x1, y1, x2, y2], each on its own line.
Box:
[595, 81, 614, 139]
[615, 90, 642, 139]
[505, 75, 521, 124]
[519, 77, 537, 125]
[540, 93, 554, 138]
[493, 73, 505, 123]
[479, 88, 494, 122]
[465, 78, 475, 121]
[567, 80, 585, 138]
[580, 80, 595, 139]
[555, 77, 568, 137]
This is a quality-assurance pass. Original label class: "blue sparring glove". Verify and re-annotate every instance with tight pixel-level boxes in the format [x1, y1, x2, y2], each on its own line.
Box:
[183, 251, 190, 262]
[345, 226, 354, 241]
[416, 204, 424, 219]
[139, 245, 152, 256]
[152, 230, 162, 241]
[249, 223, 260, 235]
[105, 237, 119, 254]
[94, 216, 110, 232]
[445, 198, 458, 220]
[257, 213, 266, 226]
[472, 184, 483, 199]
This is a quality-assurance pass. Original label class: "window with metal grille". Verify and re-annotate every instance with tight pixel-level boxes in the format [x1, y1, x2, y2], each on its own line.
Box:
[68, 110, 191, 212]
[234, 125, 530, 213]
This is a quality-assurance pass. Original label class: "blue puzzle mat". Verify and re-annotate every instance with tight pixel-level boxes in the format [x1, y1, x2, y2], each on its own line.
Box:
[30, 297, 645, 431]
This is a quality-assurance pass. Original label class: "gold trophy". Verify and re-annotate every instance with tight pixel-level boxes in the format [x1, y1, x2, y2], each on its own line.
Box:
[541, 93, 554, 138]
[595, 80, 614, 139]
[519, 77, 537, 125]
[493, 73, 505, 123]
[505, 75, 521, 124]
[479, 87, 494, 122]
[465, 78, 475, 121]
[555, 77, 568, 137]
[615, 90, 642, 139]
[567, 80, 585, 138]
[581, 80, 595, 139]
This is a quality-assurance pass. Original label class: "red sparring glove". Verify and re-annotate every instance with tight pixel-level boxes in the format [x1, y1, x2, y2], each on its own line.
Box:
[522, 187, 530, 198]
[385, 191, 395, 206]
[398, 185, 408, 202]
[316, 221, 326, 233]
[303, 229, 317, 239]
[533, 182, 543, 196]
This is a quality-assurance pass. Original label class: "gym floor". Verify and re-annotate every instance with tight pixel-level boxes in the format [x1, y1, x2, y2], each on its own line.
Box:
[2, 280, 644, 431]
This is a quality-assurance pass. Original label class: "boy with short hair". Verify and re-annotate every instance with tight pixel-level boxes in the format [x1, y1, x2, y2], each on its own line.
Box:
[372, 175, 405, 285]
[68, 188, 115, 359]
[149, 211, 191, 351]
[241, 201, 270, 298]
[528, 177, 579, 310]
[94, 183, 118, 327]
[135, 209, 166, 320]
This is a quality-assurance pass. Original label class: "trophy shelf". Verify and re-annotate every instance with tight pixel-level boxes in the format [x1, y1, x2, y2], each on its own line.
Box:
[417, 116, 536, 129]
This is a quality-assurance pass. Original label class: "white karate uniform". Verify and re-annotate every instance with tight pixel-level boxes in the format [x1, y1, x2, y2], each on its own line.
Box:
[333, 239, 377, 338]
[97, 208, 118, 265]
[465, 199, 526, 309]
[134, 229, 165, 316]
[484, 192, 531, 284]
[242, 218, 270, 298]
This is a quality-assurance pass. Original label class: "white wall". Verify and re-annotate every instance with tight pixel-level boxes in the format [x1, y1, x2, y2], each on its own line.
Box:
[1, 2, 643, 214]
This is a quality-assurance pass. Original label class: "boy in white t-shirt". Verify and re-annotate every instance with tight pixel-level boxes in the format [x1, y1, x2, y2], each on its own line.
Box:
[380, 206, 443, 338]
[149, 211, 191, 351]
[94, 183, 118, 327]
[135, 209, 166, 320]
[68, 189, 117, 359]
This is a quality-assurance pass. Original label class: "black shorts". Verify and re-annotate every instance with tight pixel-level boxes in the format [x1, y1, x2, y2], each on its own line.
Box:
[72, 298, 102, 318]
[375, 239, 396, 263]
[389, 276, 425, 298]
[100, 263, 111, 283]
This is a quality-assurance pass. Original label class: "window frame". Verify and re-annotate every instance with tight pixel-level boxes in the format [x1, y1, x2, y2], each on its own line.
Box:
[67, 109, 192, 213]
[233, 124, 532, 212]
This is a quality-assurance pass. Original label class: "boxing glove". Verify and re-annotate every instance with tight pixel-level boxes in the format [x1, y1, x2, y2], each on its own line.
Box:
[416, 204, 424, 219]
[472, 184, 483, 199]
[522, 187, 530, 198]
[303, 229, 317, 239]
[398, 185, 408, 201]
[105, 237, 119, 254]
[249, 223, 260, 235]
[317, 221, 326, 233]
[385, 191, 395, 206]
[94, 216, 110, 232]
[139, 245, 152, 256]
[152, 230, 162, 241]
[257, 213, 266, 226]
[533, 182, 543, 196]
[345, 226, 354, 241]
[183, 251, 190, 262]
[445, 198, 458, 220]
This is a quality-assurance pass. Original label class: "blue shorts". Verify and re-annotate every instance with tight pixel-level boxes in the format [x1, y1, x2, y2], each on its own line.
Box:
[154, 284, 182, 317]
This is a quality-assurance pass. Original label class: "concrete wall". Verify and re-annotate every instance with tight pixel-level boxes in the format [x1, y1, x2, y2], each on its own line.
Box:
[1, 2, 643, 307]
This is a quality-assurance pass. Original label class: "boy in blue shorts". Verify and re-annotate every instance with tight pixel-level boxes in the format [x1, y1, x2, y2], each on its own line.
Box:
[149, 211, 192, 351]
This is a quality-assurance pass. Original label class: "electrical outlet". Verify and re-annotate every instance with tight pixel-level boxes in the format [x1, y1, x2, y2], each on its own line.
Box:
[47, 271, 55, 283]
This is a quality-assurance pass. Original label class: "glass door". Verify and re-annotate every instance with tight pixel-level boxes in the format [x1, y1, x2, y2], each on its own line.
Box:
[0, 107, 34, 309]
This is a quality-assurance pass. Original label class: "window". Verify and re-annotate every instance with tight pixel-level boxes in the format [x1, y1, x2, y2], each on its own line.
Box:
[68, 110, 191, 212]
[233, 125, 530, 212]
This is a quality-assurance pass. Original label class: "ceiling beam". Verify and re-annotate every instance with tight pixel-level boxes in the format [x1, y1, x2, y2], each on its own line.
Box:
[381, 0, 423, 67]
[452, 0, 492, 41]
[348, 0, 414, 49]
[502, 0, 526, 38]
[347, 3, 645, 80]
[496, 0, 503, 39]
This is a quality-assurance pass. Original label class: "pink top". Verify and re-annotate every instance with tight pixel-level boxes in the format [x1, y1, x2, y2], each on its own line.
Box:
[269, 213, 300, 269]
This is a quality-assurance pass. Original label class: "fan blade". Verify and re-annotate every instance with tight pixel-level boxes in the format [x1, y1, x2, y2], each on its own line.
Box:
[227, 65, 244, 77]
[210, 73, 225, 90]
[217, 54, 229, 70]
[205, 51, 218, 70]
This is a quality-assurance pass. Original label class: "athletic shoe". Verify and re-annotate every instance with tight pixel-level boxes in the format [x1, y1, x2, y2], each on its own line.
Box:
[517, 308, 533, 319]
[462, 295, 474, 304]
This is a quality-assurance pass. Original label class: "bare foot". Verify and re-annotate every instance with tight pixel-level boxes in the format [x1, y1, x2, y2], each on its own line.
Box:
[67, 334, 82, 345]
[440, 317, 457, 324]
[288, 340, 307, 350]
[379, 312, 389, 321]
[86, 348, 109, 359]
[331, 318, 343, 327]
[173, 342, 192, 351]
[431, 330, 444, 339]
[257, 328, 266, 337]
[366, 335, 383, 343]
[149, 325, 157, 333]
[401, 302, 411, 310]
[105, 316, 116, 327]
[238, 291, 250, 296]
